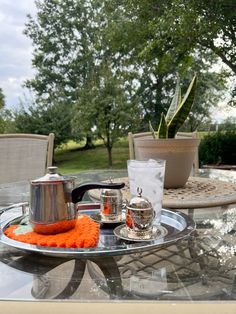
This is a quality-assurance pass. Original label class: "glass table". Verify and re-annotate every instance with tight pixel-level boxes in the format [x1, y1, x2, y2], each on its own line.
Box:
[0, 169, 236, 313]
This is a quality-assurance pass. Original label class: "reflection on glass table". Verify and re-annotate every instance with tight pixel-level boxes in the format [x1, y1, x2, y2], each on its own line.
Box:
[0, 169, 236, 303]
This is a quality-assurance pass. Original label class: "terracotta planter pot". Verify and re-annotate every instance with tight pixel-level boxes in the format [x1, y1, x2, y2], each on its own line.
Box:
[133, 137, 201, 188]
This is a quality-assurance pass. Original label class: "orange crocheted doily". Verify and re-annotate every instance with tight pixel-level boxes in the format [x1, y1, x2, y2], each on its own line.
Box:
[4, 215, 99, 249]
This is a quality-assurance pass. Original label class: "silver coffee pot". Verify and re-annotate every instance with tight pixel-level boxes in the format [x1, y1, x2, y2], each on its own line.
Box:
[29, 166, 125, 234]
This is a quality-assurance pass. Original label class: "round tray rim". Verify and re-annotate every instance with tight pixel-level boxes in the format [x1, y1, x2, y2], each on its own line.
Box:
[0, 204, 195, 258]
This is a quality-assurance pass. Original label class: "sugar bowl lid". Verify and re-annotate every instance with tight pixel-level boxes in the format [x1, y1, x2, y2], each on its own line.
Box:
[100, 179, 123, 201]
[128, 187, 152, 209]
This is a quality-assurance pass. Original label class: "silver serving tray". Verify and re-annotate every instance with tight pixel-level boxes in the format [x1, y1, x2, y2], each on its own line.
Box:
[0, 203, 195, 258]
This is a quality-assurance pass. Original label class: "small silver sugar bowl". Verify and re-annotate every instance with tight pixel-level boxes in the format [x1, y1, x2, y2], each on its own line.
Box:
[126, 188, 155, 239]
[100, 184, 123, 222]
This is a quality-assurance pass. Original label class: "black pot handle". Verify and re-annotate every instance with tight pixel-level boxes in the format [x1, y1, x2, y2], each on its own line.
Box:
[71, 182, 125, 203]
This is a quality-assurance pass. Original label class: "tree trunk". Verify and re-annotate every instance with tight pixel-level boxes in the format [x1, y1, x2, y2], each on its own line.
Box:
[107, 146, 113, 167]
[83, 135, 94, 150]
[154, 73, 164, 122]
[105, 128, 113, 167]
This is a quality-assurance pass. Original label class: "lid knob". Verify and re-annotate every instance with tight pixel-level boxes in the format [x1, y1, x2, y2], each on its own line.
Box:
[48, 166, 58, 174]
[128, 187, 152, 209]
[137, 187, 143, 197]
[31, 166, 63, 183]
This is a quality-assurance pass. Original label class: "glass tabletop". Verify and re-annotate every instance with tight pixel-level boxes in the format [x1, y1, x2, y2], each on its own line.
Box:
[0, 169, 236, 304]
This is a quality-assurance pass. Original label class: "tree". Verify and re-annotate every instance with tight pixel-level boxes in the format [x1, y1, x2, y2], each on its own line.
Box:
[72, 62, 141, 166]
[24, 0, 142, 157]
[24, 0, 99, 102]
[24, 0, 230, 155]
[24, 0, 104, 147]
[0, 88, 13, 133]
[14, 99, 73, 147]
[106, 0, 235, 103]
[0, 88, 5, 110]
[0, 88, 6, 133]
[108, 0, 235, 72]
[102, 0, 230, 129]
[179, 51, 228, 132]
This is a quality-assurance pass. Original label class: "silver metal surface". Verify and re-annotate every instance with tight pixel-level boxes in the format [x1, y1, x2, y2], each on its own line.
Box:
[100, 186, 123, 222]
[0, 203, 195, 258]
[114, 224, 168, 242]
[128, 187, 152, 209]
[90, 212, 125, 224]
[0, 169, 236, 302]
[29, 167, 76, 233]
[126, 188, 155, 238]
[0, 202, 28, 216]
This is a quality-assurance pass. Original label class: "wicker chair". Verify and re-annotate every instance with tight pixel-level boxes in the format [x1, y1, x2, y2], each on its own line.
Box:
[128, 131, 199, 174]
[0, 133, 54, 184]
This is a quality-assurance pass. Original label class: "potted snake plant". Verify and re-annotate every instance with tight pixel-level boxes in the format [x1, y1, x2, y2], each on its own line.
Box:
[133, 74, 200, 188]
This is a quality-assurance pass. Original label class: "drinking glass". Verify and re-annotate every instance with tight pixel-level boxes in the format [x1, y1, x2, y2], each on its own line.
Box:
[127, 159, 166, 224]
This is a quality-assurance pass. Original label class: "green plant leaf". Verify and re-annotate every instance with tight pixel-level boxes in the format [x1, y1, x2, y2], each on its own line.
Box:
[167, 75, 197, 138]
[157, 113, 168, 138]
[165, 75, 181, 123]
[149, 120, 157, 139]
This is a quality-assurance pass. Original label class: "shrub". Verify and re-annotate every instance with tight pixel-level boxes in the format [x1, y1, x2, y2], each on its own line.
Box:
[199, 131, 236, 165]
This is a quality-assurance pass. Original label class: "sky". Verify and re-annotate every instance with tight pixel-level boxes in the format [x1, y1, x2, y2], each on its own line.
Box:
[0, 0, 36, 109]
[0, 0, 236, 122]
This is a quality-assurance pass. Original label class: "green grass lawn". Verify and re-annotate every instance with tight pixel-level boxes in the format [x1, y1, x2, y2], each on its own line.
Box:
[54, 138, 129, 174]
[54, 132, 210, 175]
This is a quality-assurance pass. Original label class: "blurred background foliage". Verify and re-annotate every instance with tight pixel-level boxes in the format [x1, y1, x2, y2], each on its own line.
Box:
[0, 0, 235, 167]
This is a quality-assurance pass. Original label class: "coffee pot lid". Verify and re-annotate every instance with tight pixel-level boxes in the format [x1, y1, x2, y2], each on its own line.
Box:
[128, 188, 152, 209]
[31, 166, 65, 183]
